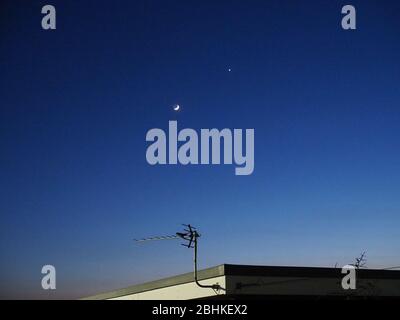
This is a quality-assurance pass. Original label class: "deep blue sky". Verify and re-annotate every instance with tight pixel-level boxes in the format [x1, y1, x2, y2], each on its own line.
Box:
[1, 0, 399, 299]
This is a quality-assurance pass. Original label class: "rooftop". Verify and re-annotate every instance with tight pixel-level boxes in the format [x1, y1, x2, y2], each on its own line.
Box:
[82, 264, 400, 300]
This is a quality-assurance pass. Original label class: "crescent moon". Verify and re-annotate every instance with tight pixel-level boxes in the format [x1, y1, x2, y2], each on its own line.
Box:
[173, 104, 180, 111]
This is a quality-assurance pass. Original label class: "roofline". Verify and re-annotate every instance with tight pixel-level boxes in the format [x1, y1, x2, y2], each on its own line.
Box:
[82, 264, 225, 300]
[82, 264, 400, 300]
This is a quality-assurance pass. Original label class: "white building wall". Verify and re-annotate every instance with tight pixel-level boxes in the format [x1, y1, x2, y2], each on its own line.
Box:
[109, 276, 226, 300]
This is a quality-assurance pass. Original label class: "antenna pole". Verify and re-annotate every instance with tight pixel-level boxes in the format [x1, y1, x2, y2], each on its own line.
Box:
[193, 231, 220, 290]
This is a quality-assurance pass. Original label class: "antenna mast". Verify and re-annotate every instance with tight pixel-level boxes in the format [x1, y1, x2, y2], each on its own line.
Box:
[134, 224, 221, 291]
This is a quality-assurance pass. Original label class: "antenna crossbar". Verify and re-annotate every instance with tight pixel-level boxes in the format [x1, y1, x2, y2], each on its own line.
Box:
[134, 235, 180, 242]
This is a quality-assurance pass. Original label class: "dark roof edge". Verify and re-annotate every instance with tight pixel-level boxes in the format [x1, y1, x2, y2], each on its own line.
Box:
[223, 264, 400, 279]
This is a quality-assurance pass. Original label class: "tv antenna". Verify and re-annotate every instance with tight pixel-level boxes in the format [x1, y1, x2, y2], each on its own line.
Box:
[134, 224, 221, 291]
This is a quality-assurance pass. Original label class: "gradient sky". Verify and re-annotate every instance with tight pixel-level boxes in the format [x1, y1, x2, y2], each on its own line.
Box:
[1, 0, 399, 299]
